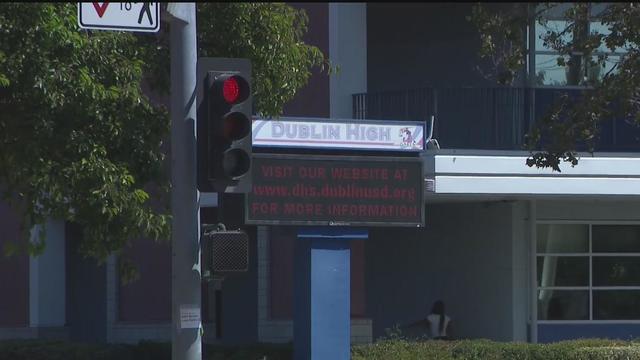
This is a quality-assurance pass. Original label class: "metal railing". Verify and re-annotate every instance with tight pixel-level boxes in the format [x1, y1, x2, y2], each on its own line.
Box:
[353, 87, 640, 151]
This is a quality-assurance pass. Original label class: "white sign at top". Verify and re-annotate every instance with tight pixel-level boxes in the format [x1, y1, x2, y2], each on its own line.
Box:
[77, 2, 160, 33]
[252, 117, 426, 152]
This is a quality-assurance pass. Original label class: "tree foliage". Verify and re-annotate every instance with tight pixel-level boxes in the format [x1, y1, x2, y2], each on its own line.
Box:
[0, 3, 327, 270]
[197, 3, 329, 117]
[470, 3, 640, 171]
[0, 3, 169, 264]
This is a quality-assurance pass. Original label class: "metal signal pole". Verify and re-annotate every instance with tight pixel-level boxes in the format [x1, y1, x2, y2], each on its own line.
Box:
[166, 3, 202, 360]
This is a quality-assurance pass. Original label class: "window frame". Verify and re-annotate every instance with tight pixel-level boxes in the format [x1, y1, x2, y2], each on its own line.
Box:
[535, 220, 640, 324]
[529, 3, 626, 88]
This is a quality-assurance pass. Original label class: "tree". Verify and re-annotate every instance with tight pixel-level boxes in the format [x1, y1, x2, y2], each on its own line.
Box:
[0, 3, 328, 274]
[196, 3, 329, 117]
[469, 3, 640, 171]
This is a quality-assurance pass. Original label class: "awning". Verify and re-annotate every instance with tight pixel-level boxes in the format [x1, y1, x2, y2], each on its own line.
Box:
[423, 150, 640, 198]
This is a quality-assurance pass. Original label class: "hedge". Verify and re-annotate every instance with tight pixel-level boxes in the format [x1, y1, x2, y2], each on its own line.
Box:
[0, 340, 134, 360]
[2, 338, 640, 360]
[0, 341, 291, 360]
[351, 338, 640, 360]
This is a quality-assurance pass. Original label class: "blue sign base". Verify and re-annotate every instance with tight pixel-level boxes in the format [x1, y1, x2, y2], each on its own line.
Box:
[294, 228, 368, 360]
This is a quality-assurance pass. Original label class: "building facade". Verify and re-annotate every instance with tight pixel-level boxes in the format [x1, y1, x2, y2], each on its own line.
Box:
[2, 2, 640, 346]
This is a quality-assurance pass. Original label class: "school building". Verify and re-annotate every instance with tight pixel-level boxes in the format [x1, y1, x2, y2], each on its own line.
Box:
[2, 3, 640, 346]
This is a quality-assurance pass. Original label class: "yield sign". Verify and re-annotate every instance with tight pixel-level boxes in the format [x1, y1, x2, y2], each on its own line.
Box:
[77, 2, 160, 33]
[92, 2, 109, 18]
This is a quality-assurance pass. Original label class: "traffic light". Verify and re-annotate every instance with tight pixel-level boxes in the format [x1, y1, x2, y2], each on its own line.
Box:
[197, 58, 252, 193]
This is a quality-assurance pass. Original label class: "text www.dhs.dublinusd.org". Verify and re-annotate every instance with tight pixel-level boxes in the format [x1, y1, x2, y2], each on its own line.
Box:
[252, 183, 417, 202]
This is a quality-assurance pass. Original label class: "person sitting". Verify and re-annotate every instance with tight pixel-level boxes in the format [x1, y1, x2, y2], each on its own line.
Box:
[403, 299, 453, 340]
[426, 300, 452, 340]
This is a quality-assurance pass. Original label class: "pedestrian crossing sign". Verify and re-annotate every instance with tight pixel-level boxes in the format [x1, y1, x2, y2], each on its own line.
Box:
[78, 2, 160, 33]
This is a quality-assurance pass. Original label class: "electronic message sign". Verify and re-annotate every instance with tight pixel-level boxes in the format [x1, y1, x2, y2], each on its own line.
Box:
[246, 154, 424, 227]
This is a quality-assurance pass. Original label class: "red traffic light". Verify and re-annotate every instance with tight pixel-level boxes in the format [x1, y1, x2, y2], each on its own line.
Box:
[218, 75, 249, 105]
[223, 77, 240, 103]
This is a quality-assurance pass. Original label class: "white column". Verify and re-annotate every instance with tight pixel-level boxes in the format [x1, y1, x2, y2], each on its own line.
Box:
[329, 3, 367, 118]
[29, 219, 66, 328]
[529, 200, 538, 343]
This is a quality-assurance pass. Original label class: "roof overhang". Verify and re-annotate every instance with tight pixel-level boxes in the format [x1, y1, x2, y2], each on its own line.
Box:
[423, 150, 640, 200]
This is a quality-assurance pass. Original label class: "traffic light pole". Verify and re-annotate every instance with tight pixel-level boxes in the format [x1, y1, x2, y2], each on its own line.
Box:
[167, 3, 202, 360]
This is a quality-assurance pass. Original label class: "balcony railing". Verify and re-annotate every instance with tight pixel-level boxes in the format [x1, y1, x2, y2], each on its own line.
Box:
[353, 87, 640, 152]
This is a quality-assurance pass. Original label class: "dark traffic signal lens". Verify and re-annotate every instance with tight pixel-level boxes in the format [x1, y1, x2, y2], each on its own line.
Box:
[223, 112, 251, 140]
[223, 148, 251, 178]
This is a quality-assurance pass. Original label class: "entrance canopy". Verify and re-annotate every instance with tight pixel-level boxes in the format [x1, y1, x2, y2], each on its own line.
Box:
[424, 150, 640, 200]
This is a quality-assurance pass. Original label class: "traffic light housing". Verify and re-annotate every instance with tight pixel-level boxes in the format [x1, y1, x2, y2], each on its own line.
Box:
[197, 58, 252, 193]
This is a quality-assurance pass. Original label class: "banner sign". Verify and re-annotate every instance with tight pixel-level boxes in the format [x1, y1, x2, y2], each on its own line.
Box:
[252, 117, 425, 152]
[246, 154, 424, 227]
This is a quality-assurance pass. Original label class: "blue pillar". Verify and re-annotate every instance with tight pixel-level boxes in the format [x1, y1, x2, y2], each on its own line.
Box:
[294, 228, 368, 360]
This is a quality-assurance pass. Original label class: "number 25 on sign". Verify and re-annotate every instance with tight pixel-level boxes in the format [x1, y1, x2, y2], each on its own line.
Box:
[77, 2, 160, 33]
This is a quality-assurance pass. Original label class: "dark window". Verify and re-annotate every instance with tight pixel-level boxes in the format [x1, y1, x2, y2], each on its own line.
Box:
[593, 225, 640, 253]
[537, 256, 589, 287]
[593, 290, 640, 320]
[593, 257, 640, 286]
[537, 224, 640, 322]
[538, 290, 589, 320]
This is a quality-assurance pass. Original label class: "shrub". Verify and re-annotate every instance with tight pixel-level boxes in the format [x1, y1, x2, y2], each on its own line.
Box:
[0, 340, 133, 360]
[0, 340, 292, 360]
[352, 338, 640, 360]
[2, 338, 640, 360]
[131, 341, 170, 360]
[571, 346, 640, 360]
[352, 339, 454, 360]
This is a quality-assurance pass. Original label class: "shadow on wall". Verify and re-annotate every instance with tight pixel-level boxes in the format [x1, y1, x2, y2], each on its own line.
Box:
[365, 202, 516, 342]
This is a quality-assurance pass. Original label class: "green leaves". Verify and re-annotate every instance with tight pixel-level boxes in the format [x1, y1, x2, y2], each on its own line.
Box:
[470, 3, 640, 171]
[0, 3, 326, 271]
[196, 3, 330, 117]
[469, 4, 529, 86]
[0, 3, 170, 262]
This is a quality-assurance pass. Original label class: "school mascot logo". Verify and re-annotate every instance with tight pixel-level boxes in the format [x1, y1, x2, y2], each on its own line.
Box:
[400, 127, 415, 148]
[398, 127, 424, 150]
